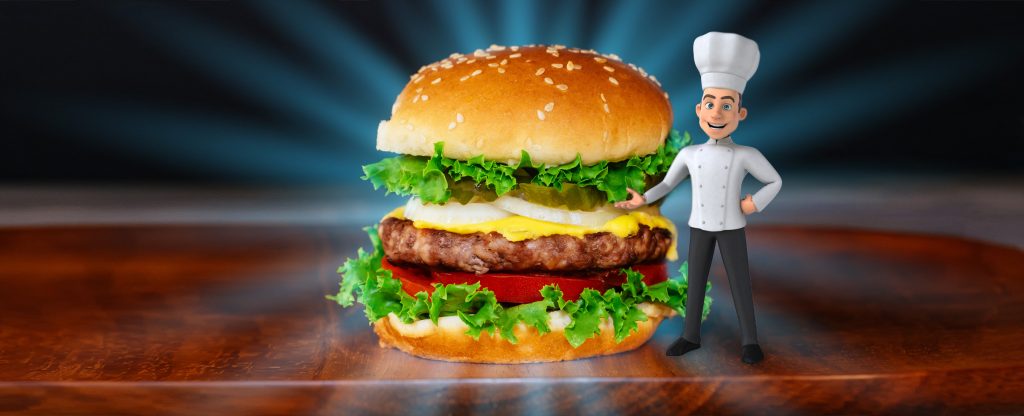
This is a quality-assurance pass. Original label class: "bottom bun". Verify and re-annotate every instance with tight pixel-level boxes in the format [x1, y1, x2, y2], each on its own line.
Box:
[373, 302, 677, 363]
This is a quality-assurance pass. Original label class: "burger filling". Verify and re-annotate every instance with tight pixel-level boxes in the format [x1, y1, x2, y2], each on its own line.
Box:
[332, 128, 708, 347]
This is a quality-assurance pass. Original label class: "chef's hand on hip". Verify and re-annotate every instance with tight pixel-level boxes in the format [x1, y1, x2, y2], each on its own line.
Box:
[614, 188, 646, 209]
[741, 194, 757, 215]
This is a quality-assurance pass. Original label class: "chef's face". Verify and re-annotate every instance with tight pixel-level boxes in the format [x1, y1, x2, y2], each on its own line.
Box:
[696, 87, 747, 140]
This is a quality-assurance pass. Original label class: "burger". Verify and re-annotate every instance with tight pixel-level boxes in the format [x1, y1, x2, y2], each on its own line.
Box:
[330, 44, 710, 363]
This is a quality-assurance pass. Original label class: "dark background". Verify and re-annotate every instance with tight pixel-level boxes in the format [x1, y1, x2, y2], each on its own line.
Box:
[1, 0, 1022, 185]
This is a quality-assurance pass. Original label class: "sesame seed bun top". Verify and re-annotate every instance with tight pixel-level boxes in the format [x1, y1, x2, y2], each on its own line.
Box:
[376, 44, 673, 166]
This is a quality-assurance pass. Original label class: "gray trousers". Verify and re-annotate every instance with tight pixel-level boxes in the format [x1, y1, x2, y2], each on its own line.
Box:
[684, 226, 759, 346]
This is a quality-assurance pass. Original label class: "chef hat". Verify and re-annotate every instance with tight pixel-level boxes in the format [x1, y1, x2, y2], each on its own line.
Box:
[693, 32, 760, 94]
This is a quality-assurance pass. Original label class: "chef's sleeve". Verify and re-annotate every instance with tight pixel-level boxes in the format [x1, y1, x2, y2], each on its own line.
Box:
[642, 150, 689, 204]
[745, 149, 782, 212]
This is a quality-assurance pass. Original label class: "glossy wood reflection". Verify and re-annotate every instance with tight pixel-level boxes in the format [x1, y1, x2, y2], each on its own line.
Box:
[0, 225, 1021, 415]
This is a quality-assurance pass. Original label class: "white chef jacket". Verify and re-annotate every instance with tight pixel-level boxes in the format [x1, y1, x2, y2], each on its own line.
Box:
[643, 136, 781, 232]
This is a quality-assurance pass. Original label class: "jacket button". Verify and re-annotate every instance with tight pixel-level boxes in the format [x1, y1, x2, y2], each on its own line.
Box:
[720, 222, 724, 225]
[698, 165, 701, 169]
[720, 204, 724, 208]
[699, 185, 702, 188]
[724, 166, 729, 169]
[722, 185, 726, 189]
[700, 203, 704, 207]
[702, 220, 705, 224]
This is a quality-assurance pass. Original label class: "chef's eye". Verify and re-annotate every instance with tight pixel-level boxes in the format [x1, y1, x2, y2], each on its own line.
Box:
[704, 102, 714, 110]
[723, 103, 733, 111]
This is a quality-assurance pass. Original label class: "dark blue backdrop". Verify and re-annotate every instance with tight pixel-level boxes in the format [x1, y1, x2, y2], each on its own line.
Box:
[2, 0, 1022, 184]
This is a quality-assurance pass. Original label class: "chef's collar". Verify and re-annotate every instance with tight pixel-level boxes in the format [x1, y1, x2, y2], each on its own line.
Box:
[709, 136, 734, 145]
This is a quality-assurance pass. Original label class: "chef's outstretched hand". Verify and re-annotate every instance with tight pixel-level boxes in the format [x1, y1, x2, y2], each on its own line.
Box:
[614, 188, 646, 210]
[741, 194, 757, 215]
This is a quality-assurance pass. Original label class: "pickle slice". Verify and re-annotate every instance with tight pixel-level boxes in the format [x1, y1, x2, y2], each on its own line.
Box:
[507, 183, 607, 211]
[447, 178, 498, 204]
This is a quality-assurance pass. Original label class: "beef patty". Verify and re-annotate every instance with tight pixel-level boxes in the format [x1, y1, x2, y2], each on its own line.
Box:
[378, 216, 672, 274]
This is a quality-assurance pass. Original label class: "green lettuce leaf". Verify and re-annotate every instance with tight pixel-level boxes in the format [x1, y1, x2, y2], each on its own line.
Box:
[359, 129, 691, 204]
[329, 225, 711, 347]
[495, 299, 553, 344]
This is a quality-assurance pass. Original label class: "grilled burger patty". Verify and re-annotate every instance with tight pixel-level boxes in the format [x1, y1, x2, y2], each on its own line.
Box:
[378, 217, 672, 274]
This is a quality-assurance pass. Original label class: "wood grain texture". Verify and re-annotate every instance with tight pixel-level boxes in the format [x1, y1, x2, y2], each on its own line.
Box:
[0, 225, 1021, 415]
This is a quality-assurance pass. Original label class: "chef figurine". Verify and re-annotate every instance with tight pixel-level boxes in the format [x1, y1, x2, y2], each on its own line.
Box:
[615, 32, 781, 364]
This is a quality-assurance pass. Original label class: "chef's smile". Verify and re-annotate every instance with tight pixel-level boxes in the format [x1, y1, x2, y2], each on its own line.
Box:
[707, 122, 727, 129]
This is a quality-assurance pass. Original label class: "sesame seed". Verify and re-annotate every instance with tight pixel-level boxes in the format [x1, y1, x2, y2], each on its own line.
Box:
[566, 61, 575, 70]
[544, 102, 554, 112]
[412, 95, 419, 103]
[432, 78, 441, 84]
[456, 113, 464, 123]
[663, 92, 670, 99]
[497, 68, 506, 74]
[603, 103, 610, 113]
[467, 59, 476, 64]
[544, 77, 553, 84]
[500, 59, 508, 65]
[415, 87, 423, 93]
[537, 110, 545, 120]
[510, 46, 519, 51]
[551, 63, 563, 68]
[485, 55, 497, 60]
[471, 69, 482, 76]
[448, 121, 456, 130]
[535, 68, 545, 76]
[594, 57, 607, 63]
[556, 84, 568, 91]
[608, 53, 621, 61]
[608, 77, 619, 86]
[413, 75, 424, 83]
[600, 93, 606, 102]
[488, 44, 506, 51]
[554, 44, 565, 49]
[460, 75, 470, 82]
[449, 53, 462, 59]
[473, 49, 487, 57]
[488, 63, 499, 68]
[421, 95, 428, 101]
[603, 65, 614, 72]
[509, 53, 521, 59]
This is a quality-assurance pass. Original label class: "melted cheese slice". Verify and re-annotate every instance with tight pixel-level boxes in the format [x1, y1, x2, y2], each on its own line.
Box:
[383, 205, 678, 261]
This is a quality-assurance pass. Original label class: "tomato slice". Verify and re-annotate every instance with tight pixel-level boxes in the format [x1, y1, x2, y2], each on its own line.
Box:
[381, 257, 668, 304]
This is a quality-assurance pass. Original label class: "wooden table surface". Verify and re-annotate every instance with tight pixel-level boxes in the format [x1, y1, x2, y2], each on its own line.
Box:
[0, 224, 1021, 415]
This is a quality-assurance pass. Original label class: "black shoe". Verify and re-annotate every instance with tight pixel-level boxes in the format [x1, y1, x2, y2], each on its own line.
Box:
[666, 336, 701, 356]
[741, 344, 764, 364]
